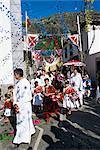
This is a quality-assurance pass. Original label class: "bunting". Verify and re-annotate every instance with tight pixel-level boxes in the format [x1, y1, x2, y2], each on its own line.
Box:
[68, 34, 79, 46]
[27, 34, 39, 48]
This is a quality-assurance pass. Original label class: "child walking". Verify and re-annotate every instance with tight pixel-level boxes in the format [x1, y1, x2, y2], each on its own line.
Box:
[3, 93, 13, 123]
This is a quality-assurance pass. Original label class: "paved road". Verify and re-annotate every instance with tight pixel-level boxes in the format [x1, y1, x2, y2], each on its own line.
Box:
[38, 98, 100, 150]
[0, 98, 100, 150]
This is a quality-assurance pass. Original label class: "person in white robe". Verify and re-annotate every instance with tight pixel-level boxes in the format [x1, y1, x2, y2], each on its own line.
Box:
[70, 68, 83, 106]
[13, 68, 35, 145]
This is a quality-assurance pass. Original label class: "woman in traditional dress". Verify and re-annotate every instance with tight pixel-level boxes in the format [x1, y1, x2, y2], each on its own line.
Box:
[43, 78, 58, 111]
[63, 81, 80, 115]
[70, 68, 83, 106]
[32, 81, 43, 114]
[4, 93, 13, 123]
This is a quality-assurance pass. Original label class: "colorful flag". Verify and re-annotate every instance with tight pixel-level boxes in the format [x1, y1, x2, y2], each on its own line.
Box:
[26, 16, 31, 28]
[68, 34, 79, 46]
[32, 51, 41, 60]
[27, 34, 39, 47]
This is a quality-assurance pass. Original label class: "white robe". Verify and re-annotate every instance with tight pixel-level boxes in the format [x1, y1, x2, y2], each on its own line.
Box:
[13, 78, 35, 144]
[70, 73, 83, 106]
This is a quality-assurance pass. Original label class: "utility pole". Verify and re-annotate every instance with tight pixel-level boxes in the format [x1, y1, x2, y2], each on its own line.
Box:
[77, 15, 83, 62]
[25, 11, 30, 79]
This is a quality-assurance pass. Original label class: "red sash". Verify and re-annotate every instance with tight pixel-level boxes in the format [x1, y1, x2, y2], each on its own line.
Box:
[65, 87, 75, 94]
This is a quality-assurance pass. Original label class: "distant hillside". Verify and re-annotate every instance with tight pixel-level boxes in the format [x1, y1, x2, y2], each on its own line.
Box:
[22, 11, 100, 34]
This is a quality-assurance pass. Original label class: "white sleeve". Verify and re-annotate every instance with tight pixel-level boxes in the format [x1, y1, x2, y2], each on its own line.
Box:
[13, 88, 17, 106]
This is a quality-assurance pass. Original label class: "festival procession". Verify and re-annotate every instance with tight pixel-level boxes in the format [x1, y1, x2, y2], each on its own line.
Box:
[0, 0, 100, 150]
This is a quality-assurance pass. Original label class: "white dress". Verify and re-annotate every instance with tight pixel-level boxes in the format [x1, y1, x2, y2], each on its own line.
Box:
[71, 73, 83, 106]
[13, 78, 35, 144]
[63, 94, 80, 109]
[63, 87, 80, 109]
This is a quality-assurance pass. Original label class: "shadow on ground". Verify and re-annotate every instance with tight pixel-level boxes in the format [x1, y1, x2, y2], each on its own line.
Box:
[42, 98, 100, 150]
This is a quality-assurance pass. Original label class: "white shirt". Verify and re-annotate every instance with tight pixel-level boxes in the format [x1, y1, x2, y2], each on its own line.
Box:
[40, 74, 50, 86]
[71, 73, 83, 92]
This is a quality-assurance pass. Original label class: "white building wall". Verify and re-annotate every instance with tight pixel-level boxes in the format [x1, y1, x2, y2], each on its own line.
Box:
[10, 0, 23, 69]
[88, 25, 100, 55]
[82, 25, 100, 80]
[0, 0, 14, 85]
[86, 52, 100, 80]
[0, 0, 23, 85]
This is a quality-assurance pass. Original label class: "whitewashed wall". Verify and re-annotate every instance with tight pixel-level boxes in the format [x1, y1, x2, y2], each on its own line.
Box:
[82, 25, 100, 80]
[10, 0, 23, 69]
[0, 0, 14, 85]
[88, 25, 100, 55]
[0, 0, 23, 85]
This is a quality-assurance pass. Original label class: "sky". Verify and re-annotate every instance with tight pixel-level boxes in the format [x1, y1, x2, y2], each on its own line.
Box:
[21, 0, 100, 20]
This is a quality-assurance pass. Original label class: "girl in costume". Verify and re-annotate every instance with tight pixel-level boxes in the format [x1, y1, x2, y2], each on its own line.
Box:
[32, 81, 43, 114]
[4, 93, 13, 123]
[63, 81, 80, 115]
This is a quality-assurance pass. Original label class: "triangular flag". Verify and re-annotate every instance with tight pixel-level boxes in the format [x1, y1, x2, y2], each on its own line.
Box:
[68, 34, 79, 46]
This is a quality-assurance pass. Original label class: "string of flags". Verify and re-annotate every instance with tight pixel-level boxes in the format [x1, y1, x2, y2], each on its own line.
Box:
[0, 0, 80, 71]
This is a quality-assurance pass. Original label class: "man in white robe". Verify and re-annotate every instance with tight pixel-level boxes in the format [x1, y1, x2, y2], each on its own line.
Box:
[13, 68, 35, 145]
[70, 69, 83, 106]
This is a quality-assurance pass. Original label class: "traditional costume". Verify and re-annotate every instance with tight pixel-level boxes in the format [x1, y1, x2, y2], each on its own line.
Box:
[13, 78, 35, 144]
[71, 73, 83, 106]
[31, 77, 41, 92]
[43, 84, 59, 122]
[32, 86, 43, 106]
[63, 86, 80, 110]
[4, 98, 13, 117]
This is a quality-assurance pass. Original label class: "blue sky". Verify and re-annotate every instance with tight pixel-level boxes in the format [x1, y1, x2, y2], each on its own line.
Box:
[21, 0, 100, 20]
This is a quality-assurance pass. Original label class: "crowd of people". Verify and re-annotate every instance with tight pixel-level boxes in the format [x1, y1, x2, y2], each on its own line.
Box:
[30, 67, 92, 117]
[2, 66, 93, 147]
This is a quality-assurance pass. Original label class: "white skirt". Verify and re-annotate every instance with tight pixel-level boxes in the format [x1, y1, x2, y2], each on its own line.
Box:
[63, 95, 80, 109]
[4, 108, 11, 117]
